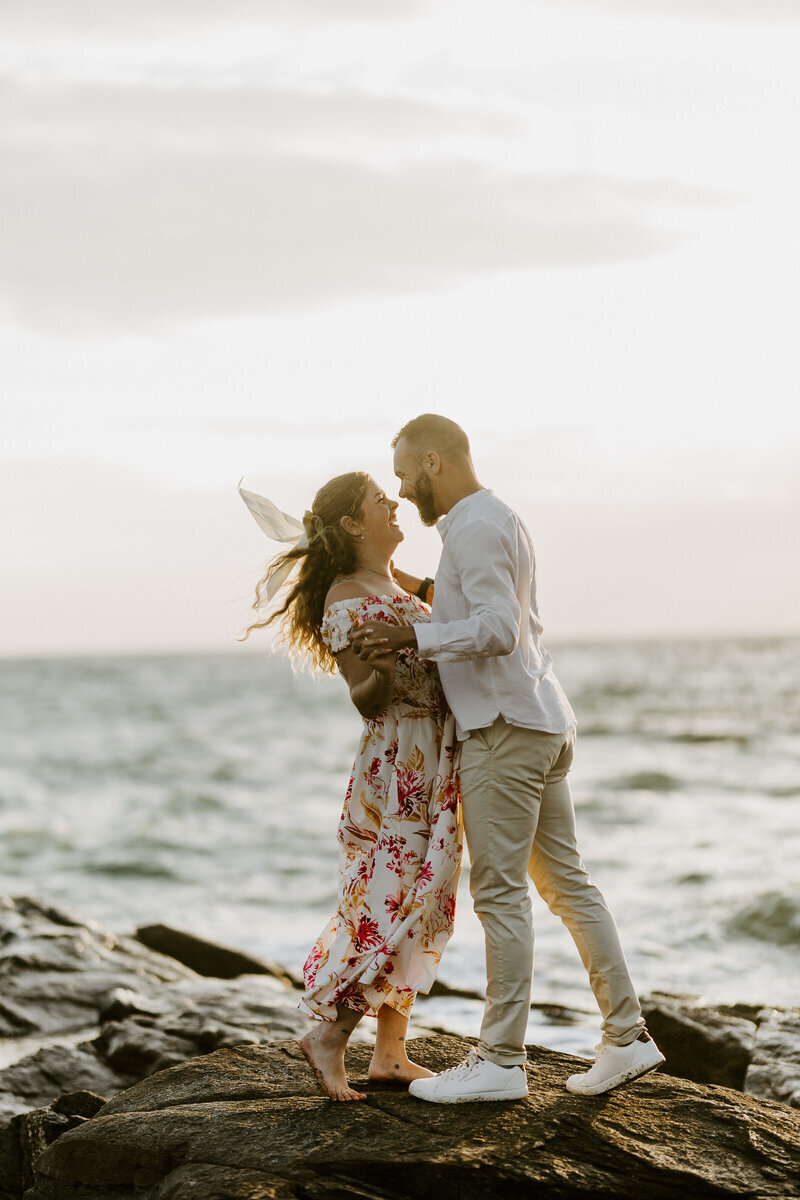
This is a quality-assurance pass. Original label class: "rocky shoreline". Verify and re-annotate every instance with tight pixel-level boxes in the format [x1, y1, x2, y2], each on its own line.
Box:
[2, 895, 799, 1199]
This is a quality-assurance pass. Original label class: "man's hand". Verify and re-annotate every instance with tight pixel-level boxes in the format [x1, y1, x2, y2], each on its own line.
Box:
[349, 622, 418, 660]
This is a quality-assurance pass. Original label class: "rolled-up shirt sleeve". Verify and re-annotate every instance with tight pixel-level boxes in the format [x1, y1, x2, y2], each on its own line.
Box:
[414, 519, 520, 662]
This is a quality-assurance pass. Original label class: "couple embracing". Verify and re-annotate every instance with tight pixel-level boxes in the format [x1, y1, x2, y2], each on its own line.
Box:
[242, 413, 664, 1104]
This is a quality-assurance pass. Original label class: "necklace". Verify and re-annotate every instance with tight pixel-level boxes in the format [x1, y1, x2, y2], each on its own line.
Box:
[357, 565, 394, 582]
[335, 566, 395, 588]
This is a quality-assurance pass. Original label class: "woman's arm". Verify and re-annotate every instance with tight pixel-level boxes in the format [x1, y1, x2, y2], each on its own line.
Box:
[335, 642, 396, 720]
[323, 581, 397, 720]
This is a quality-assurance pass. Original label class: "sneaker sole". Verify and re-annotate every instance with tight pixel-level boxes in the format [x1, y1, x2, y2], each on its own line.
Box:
[408, 1086, 529, 1104]
[565, 1054, 666, 1097]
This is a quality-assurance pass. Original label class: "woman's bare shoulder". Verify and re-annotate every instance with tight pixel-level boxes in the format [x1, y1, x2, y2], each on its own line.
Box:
[324, 579, 373, 609]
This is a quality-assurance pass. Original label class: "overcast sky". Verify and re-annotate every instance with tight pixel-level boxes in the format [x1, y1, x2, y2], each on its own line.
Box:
[3, 0, 799, 655]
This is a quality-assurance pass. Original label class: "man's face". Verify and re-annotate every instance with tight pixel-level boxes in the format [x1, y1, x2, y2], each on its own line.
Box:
[393, 439, 441, 527]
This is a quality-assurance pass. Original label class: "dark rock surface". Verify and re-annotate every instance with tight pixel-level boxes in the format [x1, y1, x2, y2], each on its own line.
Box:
[135, 924, 302, 987]
[639, 992, 758, 1090]
[0, 896, 194, 1039]
[745, 1008, 800, 1108]
[0, 898, 308, 1200]
[640, 992, 800, 1108]
[28, 1035, 800, 1200]
[0, 899, 307, 1112]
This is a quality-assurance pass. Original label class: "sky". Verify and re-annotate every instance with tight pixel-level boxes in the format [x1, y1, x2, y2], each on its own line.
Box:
[2, 0, 799, 655]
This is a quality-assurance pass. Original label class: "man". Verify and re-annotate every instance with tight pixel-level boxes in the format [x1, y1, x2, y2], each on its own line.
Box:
[351, 413, 664, 1103]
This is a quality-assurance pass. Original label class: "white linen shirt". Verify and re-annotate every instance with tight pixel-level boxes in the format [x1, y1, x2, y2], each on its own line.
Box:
[413, 489, 576, 741]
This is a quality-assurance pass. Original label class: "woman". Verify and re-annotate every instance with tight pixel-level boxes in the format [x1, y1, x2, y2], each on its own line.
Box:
[243, 471, 462, 1102]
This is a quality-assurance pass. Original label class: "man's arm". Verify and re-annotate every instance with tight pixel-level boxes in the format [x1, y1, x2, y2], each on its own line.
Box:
[391, 564, 434, 606]
[414, 519, 520, 661]
[351, 519, 520, 663]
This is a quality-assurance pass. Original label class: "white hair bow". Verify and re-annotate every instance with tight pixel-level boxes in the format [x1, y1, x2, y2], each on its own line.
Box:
[238, 479, 311, 603]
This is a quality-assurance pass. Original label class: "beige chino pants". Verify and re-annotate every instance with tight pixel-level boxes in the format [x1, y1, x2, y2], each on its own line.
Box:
[460, 716, 645, 1067]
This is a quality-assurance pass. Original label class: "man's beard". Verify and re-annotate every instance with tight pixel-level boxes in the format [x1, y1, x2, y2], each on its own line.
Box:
[412, 472, 439, 527]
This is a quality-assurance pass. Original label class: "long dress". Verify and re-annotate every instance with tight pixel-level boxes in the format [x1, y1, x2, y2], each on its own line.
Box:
[300, 593, 463, 1021]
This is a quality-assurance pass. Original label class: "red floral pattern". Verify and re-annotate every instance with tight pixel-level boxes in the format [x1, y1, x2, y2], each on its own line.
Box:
[300, 594, 463, 1021]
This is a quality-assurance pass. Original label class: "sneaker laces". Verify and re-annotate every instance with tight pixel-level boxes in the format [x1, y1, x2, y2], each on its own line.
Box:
[438, 1048, 482, 1080]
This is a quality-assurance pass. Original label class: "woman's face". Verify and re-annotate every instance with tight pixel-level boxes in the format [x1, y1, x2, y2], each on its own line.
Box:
[357, 478, 403, 552]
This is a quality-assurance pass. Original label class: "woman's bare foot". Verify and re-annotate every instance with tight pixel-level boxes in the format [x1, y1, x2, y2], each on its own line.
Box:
[368, 1054, 434, 1083]
[300, 1028, 367, 1102]
[370, 1003, 431, 1083]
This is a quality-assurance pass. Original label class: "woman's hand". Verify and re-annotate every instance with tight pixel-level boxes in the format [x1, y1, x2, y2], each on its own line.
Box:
[349, 620, 397, 682]
[367, 646, 397, 684]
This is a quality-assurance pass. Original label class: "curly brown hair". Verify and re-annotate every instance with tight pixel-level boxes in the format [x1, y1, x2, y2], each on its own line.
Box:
[242, 471, 370, 671]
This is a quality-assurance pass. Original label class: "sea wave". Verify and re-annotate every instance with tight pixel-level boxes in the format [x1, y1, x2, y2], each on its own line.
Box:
[726, 892, 800, 947]
[2, 639, 800, 1011]
[604, 770, 683, 793]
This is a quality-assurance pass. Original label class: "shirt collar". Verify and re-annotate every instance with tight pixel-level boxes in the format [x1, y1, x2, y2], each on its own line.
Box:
[436, 488, 490, 541]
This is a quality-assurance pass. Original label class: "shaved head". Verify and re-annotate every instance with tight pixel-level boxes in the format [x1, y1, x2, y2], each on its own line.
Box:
[391, 413, 471, 463]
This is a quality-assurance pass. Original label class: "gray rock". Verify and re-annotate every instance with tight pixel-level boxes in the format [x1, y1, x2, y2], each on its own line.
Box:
[28, 1035, 800, 1200]
[0, 897, 310, 1200]
[92, 1019, 203, 1078]
[746, 1008, 800, 1108]
[640, 992, 800, 1107]
[50, 1094, 106, 1120]
[0, 1044, 132, 1117]
[135, 924, 302, 988]
[640, 992, 757, 1090]
[15, 1108, 80, 1195]
[0, 897, 195, 1039]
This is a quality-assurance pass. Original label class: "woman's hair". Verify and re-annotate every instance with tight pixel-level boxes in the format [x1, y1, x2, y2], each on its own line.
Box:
[242, 471, 370, 671]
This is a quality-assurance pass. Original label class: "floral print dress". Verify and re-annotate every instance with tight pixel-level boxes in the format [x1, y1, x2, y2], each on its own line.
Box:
[300, 593, 463, 1021]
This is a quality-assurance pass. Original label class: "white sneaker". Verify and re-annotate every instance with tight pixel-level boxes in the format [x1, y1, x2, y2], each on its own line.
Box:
[566, 1033, 665, 1096]
[408, 1048, 528, 1104]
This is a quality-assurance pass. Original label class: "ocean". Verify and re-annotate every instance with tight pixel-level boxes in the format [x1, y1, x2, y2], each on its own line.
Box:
[2, 638, 798, 1055]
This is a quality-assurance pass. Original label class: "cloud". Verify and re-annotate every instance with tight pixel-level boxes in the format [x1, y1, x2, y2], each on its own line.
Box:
[2, 79, 506, 151]
[0, 78, 716, 330]
[603, 0, 800, 21]
[1, 0, 417, 36]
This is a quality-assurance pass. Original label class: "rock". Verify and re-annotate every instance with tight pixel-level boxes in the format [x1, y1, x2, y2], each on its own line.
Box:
[0, 1119, 23, 1200]
[0, 1044, 132, 1118]
[0, 898, 310, 1200]
[746, 1008, 800, 1108]
[135, 924, 302, 988]
[92, 1019, 203, 1078]
[640, 993, 800, 1107]
[640, 992, 757, 1090]
[14, 1107, 84, 1196]
[50, 1094, 106, 1120]
[0, 1100, 95, 1200]
[156, 1163, 297, 1200]
[0, 974, 309, 1157]
[0, 897, 196, 1039]
[426, 977, 484, 1002]
[99, 987, 176, 1023]
[28, 1035, 800, 1199]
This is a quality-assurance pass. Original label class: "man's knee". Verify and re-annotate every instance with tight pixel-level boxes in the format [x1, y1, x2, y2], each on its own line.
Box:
[472, 881, 532, 917]
[531, 859, 596, 911]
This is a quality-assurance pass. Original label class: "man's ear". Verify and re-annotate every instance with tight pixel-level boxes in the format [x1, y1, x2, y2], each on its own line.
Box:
[423, 451, 441, 475]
